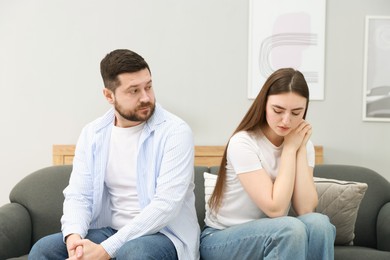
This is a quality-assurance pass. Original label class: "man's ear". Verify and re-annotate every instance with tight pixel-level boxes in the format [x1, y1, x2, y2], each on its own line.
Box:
[103, 88, 114, 104]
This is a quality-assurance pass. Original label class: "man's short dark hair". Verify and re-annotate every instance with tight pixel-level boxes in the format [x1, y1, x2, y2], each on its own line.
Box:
[100, 49, 151, 92]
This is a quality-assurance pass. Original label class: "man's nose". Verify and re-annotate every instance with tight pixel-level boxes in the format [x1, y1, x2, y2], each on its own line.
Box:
[139, 90, 150, 103]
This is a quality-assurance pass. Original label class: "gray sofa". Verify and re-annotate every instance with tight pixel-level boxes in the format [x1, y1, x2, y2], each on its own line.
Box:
[1, 164, 390, 259]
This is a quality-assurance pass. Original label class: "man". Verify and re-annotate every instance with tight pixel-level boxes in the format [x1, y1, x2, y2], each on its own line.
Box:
[29, 49, 200, 259]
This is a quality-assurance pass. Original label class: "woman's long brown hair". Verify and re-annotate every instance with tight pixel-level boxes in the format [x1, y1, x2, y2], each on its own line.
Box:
[208, 68, 310, 212]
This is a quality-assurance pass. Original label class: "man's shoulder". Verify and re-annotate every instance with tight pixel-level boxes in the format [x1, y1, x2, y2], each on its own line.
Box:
[84, 109, 115, 130]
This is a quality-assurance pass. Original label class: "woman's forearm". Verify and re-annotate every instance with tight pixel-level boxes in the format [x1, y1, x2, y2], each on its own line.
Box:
[292, 149, 318, 215]
[271, 147, 298, 216]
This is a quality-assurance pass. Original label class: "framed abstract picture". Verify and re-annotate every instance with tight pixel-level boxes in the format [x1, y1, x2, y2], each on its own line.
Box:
[248, 0, 326, 100]
[362, 16, 390, 122]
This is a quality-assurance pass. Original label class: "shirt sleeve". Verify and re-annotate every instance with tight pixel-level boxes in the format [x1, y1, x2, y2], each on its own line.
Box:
[61, 125, 94, 240]
[306, 140, 315, 168]
[227, 131, 263, 174]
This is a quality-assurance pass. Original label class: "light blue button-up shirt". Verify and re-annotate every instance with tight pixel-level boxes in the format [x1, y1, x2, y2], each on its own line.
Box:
[61, 104, 200, 259]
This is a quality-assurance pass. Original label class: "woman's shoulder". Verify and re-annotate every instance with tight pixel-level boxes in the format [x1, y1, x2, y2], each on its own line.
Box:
[229, 130, 260, 150]
[231, 130, 258, 141]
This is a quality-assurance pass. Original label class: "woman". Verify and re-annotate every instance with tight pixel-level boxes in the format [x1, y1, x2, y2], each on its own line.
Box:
[200, 68, 336, 260]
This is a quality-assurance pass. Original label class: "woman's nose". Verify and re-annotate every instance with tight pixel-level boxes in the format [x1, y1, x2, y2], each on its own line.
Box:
[282, 114, 291, 124]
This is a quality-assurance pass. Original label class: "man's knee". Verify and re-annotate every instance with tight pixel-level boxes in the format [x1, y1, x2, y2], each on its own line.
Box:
[117, 239, 146, 259]
[116, 234, 177, 260]
[29, 233, 65, 259]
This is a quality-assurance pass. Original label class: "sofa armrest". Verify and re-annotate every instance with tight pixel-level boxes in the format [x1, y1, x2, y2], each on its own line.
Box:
[377, 202, 390, 251]
[0, 203, 32, 259]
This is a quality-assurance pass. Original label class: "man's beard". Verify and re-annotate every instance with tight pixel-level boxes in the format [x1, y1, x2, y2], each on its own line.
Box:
[114, 101, 155, 122]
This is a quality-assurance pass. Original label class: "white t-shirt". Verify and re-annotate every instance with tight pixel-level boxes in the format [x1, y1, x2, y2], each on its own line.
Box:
[105, 122, 145, 230]
[205, 130, 315, 230]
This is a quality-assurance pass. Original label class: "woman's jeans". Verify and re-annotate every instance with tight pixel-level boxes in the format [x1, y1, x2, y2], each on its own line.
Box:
[28, 227, 178, 260]
[200, 213, 336, 260]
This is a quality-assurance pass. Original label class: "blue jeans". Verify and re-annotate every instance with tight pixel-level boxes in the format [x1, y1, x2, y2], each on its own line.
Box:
[200, 213, 336, 260]
[29, 227, 178, 260]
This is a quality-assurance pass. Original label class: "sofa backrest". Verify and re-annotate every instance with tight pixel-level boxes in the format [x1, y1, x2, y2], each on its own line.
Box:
[194, 166, 209, 229]
[10, 165, 72, 245]
[193, 166, 219, 229]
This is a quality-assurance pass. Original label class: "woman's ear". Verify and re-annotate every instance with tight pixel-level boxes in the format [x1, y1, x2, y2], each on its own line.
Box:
[103, 88, 114, 104]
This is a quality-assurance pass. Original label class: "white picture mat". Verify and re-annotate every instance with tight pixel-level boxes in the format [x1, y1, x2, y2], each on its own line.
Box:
[362, 16, 390, 122]
[248, 0, 326, 100]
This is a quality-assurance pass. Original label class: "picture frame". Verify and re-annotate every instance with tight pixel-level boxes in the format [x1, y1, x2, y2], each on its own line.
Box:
[362, 16, 390, 122]
[247, 0, 326, 100]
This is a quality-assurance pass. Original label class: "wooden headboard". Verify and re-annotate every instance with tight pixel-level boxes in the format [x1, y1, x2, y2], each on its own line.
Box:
[53, 145, 323, 167]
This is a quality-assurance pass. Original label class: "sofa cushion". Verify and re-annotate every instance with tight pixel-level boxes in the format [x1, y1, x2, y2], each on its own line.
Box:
[7, 256, 28, 260]
[203, 172, 367, 246]
[334, 245, 390, 260]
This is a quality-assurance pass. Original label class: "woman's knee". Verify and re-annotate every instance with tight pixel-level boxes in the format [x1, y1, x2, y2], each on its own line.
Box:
[299, 212, 336, 237]
[279, 216, 307, 239]
[249, 217, 308, 243]
[299, 213, 333, 228]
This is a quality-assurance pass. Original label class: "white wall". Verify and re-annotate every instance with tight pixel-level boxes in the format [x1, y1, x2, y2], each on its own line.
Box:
[1, 0, 389, 206]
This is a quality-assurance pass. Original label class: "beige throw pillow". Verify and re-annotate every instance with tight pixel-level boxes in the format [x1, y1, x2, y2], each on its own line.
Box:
[314, 177, 368, 245]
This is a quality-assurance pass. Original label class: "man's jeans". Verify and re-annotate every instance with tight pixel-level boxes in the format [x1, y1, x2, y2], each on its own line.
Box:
[200, 213, 336, 260]
[28, 227, 178, 260]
